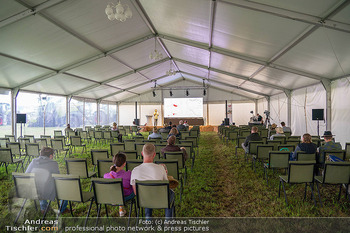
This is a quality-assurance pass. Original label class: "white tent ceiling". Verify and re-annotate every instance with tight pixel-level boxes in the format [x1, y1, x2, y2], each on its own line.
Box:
[0, 0, 349, 102]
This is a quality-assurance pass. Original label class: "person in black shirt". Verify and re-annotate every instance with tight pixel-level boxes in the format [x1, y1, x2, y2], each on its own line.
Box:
[242, 126, 262, 153]
[291, 133, 317, 160]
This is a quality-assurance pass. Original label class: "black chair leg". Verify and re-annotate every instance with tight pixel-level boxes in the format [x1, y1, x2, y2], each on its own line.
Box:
[14, 199, 27, 224]
[338, 184, 342, 201]
[69, 201, 74, 217]
[281, 180, 288, 205]
[310, 183, 317, 206]
[84, 199, 93, 227]
[278, 179, 281, 197]
[316, 182, 323, 207]
[304, 183, 307, 200]
[95, 204, 101, 227]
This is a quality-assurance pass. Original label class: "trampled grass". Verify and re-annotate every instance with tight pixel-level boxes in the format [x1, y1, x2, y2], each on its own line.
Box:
[0, 131, 349, 227]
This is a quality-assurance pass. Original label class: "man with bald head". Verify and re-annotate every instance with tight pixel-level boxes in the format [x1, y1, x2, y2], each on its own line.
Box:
[130, 143, 174, 218]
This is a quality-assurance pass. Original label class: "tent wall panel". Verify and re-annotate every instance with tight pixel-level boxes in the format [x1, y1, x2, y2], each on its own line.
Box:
[331, 77, 350, 147]
[270, 93, 288, 127]
[232, 102, 256, 126]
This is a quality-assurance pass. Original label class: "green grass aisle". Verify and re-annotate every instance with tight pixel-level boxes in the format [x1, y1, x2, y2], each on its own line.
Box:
[177, 132, 350, 217]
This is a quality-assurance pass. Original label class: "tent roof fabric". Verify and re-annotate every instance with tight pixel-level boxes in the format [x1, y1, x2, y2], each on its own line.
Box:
[0, 0, 349, 102]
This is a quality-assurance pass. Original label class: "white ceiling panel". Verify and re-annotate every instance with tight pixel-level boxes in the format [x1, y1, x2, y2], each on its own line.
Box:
[275, 28, 350, 78]
[253, 67, 319, 89]
[112, 39, 165, 69]
[42, 0, 151, 51]
[0, 0, 26, 21]
[210, 52, 262, 77]
[140, 0, 211, 44]
[0, 16, 99, 70]
[130, 82, 155, 94]
[246, 0, 339, 16]
[156, 74, 183, 86]
[0, 56, 49, 88]
[240, 81, 280, 96]
[209, 71, 244, 86]
[78, 85, 120, 99]
[108, 73, 146, 89]
[163, 40, 210, 67]
[24, 0, 47, 6]
[213, 2, 309, 60]
[107, 91, 136, 102]
[176, 62, 208, 78]
[139, 60, 171, 78]
[23, 74, 96, 95]
[67, 57, 131, 82]
[330, 4, 350, 23]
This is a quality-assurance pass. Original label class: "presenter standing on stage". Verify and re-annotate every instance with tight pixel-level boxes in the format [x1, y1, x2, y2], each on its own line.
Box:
[153, 109, 159, 126]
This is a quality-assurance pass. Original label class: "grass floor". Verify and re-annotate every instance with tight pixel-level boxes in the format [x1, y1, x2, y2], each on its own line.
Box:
[0, 131, 349, 228]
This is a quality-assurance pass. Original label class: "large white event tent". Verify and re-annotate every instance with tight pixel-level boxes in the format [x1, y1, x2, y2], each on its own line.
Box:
[0, 0, 350, 146]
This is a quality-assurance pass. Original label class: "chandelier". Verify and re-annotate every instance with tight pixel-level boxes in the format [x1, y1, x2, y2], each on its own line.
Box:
[105, 1, 132, 22]
[166, 61, 176, 76]
[149, 38, 163, 60]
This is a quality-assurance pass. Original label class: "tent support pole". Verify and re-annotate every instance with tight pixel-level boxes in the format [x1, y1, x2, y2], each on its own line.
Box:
[321, 79, 332, 131]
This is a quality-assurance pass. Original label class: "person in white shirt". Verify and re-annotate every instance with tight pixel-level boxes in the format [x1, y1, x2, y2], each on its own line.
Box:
[130, 144, 174, 218]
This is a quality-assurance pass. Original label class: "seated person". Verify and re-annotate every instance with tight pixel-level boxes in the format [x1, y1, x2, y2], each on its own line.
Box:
[130, 144, 174, 218]
[65, 124, 74, 135]
[104, 152, 134, 217]
[167, 127, 181, 139]
[242, 126, 262, 153]
[165, 122, 172, 130]
[177, 120, 187, 131]
[291, 133, 317, 160]
[318, 131, 342, 164]
[161, 135, 188, 161]
[25, 147, 68, 214]
[183, 120, 189, 127]
[148, 127, 162, 140]
[270, 127, 285, 140]
[111, 122, 123, 142]
[281, 122, 291, 133]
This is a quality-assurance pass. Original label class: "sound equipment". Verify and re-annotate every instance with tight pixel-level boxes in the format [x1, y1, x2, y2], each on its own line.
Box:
[16, 114, 26, 123]
[134, 119, 140, 126]
[224, 118, 230, 126]
[312, 109, 324, 121]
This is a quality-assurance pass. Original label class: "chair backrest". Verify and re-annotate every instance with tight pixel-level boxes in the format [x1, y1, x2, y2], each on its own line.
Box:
[5, 135, 16, 142]
[161, 132, 168, 139]
[228, 131, 238, 140]
[296, 151, 316, 161]
[24, 135, 35, 143]
[80, 131, 88, 139]
[189, 130, 199, 137]
[103, 131, 111, 139]
[248, 141, 264, 154]
[123, 139, 135, 151]
[134, 136, 144, 142]
[155, 159, 179, 180]
[51, 139, 64, 150]
[323, 150, 346, 163]
[287, 161, 315, 183]
[25, 143, 40, 157]
[126, 159, 143, 171]
[92, 178, 125, 206]
[241, 131, 250, 137]
[256, 145, 274, 160]
[345, 143, 350, 160]
[0, 148, 14, 163]
[121, 150, 138, 160]
[268, 151, 290, 169]
[0, 138, 9, 148]
[236, 137, 246, 148]
[70, 136, 82, 146]
[111, 131, 119, 138]
[94, 131, 103, 139]
[97, 159, 113, 178]
[260, 129, 268, 138]
[322, 162, 350, 184]
[91, 150, 109, 166]
[185, 136, 198, 147]
[272, 136, 286, 144]
[119, 128, 126, 136]
[285, 140, 300, 147]
[52, 174, 83, 202]
[54, 130, 62, 137]
[135, 143, 145, 157]
[164, 151, 184, 169]
[65, 158, 89, 178]
[13, 172, 38, 199]
[284, 132, 291, 137]
[6, 142, 21, 156]
[288, 136, 301, 140]
[136, 180, 170, 209]
[143, 140, 156, 144]
[40, 135, 51, 146]
[267, 140, 281, 150]
[278, 144, 295, 152]
[67, 131, 76, 139]
[19, 138, 30, 149]
[35, 138, 47, 149]
[110, 143, 125, 156]
[181, 131, 190, 140]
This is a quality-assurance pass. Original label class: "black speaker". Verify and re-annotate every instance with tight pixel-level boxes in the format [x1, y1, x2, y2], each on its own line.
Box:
[312, 109, 324, 121]
[134, 119, 140, 126]
[224, 118, 230, 126]
[16, 114, 26, 123]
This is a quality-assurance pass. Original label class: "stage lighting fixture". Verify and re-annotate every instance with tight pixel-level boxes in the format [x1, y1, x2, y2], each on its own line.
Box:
[186, 90, 189, 96]
[152, 90, 156, 97]
[170, 90, 173, 96]
[203, 89, 206, 96]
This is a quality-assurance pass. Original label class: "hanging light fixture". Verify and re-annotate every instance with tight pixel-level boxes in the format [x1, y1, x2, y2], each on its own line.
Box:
[152, 81, 157, 97]
[166, 61, 176, 76]
[149, 38, 163, 61]
[170, 90, 173, 96]
[203, 79, 206, 96]
[105, 1, 132, 22]
[186, 90, 189, 96]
